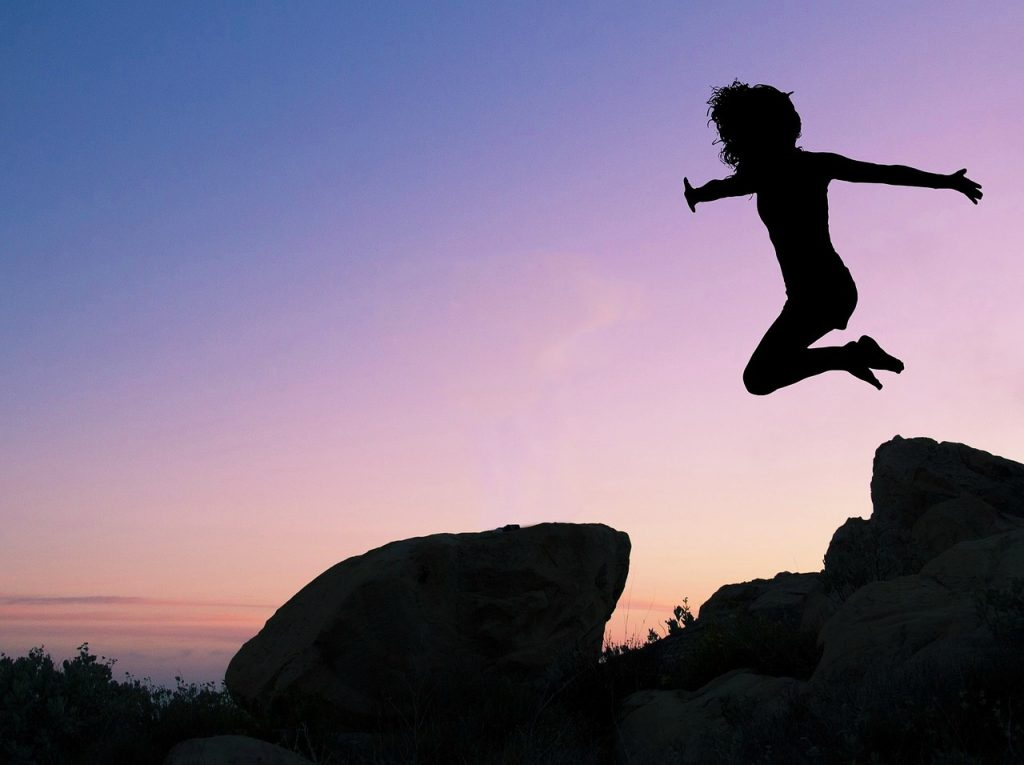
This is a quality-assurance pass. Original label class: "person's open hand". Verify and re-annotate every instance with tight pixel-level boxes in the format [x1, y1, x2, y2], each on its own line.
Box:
[949, 169, 982, 204]
[683, 177, 697, 212]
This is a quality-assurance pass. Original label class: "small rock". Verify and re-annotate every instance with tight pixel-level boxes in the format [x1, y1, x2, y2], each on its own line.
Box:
[698, 570, 833, 634]
[164, 735, 312, 765]
[617, 670, 803, 764]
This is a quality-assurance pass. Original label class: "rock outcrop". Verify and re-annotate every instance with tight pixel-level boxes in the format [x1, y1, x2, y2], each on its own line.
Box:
[616, 437, 1024, 764]
[189, 436, 1023, 764]
[226, 522, 629, 726]
[697, 570, 835, 635]
[823, 436, 1024, 593]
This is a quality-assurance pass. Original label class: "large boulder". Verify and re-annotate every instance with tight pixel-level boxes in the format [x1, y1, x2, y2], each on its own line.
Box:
[823, 437, 1024, 593]
[872, 437, 1024, 526]
[226, 522, 629, 726]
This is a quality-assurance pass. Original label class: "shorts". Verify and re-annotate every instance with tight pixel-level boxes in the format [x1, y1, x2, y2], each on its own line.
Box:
[782, 263, 858, 332]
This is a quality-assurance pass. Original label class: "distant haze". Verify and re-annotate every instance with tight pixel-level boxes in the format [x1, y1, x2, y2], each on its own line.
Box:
[2, 2, 1022, 686]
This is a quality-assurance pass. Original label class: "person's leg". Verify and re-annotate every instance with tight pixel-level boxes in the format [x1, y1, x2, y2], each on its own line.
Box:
[742, 305, 888, 395]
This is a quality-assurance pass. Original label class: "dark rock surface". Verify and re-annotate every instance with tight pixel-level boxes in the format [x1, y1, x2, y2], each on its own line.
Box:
[617, 437, 1024, 764]
[698, 570, 835, 634]
[617, 670, 803, 764]
[824, 436, 1024, 593]
[186, 437, 1024, 764]
[225, 522, 629, 727]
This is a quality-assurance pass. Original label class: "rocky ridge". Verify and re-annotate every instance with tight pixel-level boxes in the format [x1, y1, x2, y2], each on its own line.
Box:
[617, 436, 1024, 763]
[167, 436, 1024, 764]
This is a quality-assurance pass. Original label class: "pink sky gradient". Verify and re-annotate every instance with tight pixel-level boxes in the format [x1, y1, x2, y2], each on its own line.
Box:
[2, 3, 1023, 684]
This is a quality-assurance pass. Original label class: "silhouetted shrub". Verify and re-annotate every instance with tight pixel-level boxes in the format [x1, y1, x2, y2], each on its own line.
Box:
[0, 644, 259, 764]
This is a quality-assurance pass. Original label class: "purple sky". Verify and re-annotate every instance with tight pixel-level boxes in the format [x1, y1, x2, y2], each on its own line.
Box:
[2, 2, 1022, 684]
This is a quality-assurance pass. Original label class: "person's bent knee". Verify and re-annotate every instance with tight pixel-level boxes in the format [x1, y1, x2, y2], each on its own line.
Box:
[743, 364, 778, 396]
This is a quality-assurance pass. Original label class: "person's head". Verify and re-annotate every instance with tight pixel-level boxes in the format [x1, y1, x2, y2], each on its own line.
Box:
[706, 81, 801, 170]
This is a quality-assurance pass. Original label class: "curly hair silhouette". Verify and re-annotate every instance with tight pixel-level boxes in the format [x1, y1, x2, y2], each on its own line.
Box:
[683, 80, 982, 395]
[707, 81, 802, 171]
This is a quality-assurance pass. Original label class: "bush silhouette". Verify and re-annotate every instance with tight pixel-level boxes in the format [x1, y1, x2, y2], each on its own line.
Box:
[0, 644, 258, 764]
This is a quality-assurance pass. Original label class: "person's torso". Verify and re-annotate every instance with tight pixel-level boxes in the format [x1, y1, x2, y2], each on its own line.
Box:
[753, 151, 846, 290]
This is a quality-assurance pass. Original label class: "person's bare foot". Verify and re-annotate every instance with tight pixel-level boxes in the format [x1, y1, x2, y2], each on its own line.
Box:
[857, 335, 904, 373]
[844, 341, 883, 389]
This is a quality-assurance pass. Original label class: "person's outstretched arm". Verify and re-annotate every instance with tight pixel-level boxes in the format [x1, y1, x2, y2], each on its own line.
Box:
[818, 152, 983, 204]
[683, 174, 756, 212]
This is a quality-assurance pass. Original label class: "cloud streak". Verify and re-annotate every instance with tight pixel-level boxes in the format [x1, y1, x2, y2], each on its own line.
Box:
[0, 595, 274, 608]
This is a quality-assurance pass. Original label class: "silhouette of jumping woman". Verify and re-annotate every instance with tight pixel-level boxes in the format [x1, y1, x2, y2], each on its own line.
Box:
[684, 81, 982, 394]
